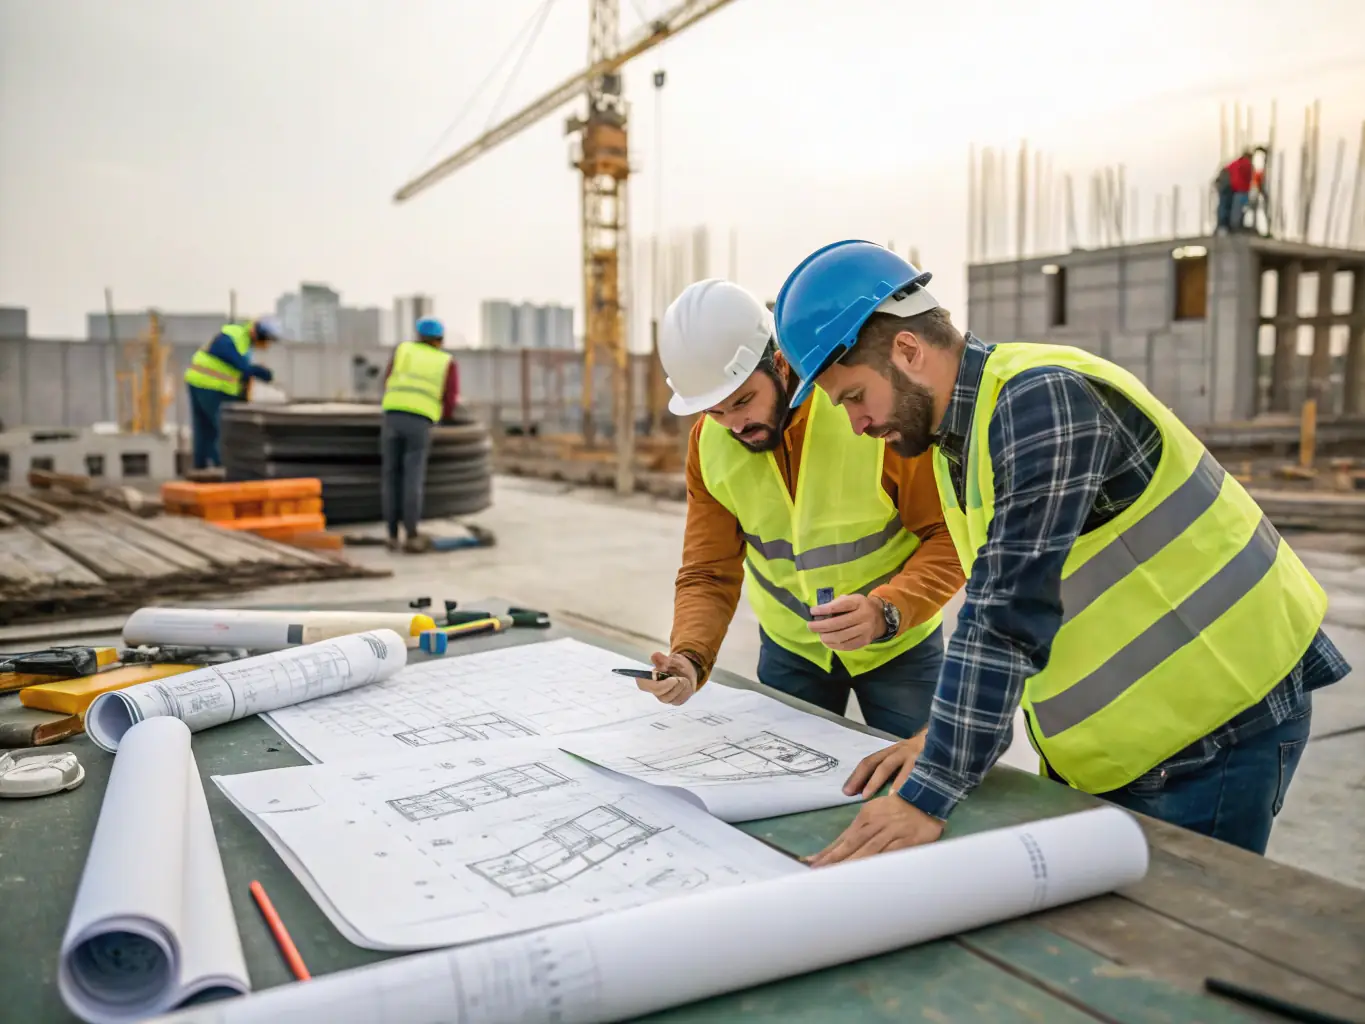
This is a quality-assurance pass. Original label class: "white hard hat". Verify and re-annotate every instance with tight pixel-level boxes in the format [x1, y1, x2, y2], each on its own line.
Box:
[660, 279, 774, 416]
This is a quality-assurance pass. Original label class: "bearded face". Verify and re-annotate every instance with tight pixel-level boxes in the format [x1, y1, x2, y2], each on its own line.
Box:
[870, 361, 938, 458]
[729, 364, 798, 453]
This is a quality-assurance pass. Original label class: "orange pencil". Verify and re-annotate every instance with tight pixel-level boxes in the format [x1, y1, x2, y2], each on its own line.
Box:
[250, 879, 311, 981]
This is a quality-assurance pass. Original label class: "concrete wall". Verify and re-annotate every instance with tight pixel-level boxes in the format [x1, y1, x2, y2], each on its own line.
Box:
[0, 307, 29, 339]
[0, 336, 657, 437]
[966, 236, 1258, 426]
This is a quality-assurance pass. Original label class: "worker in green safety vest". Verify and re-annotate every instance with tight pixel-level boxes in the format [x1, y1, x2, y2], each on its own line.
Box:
[184, 317, 280, 470]
[380, 317, 459, 552]
[773, 241, 1348, 862]
[642, 280, 964, 740]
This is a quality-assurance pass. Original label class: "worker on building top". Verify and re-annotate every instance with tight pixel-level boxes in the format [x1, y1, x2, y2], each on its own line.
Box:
[773, 240, 1347, 862]
[1216, 148, 1255, 233]
[380, 316, 459, 553]
[639, 279, 964, 739]
[184, 316, 280, 471]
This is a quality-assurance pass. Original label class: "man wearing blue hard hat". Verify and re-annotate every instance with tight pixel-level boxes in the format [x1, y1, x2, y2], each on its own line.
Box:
[183, 316, 280, 471]
[380, 316, 459, 552]
[774, 240, 1346, 863]
[641, 279, 964, 738]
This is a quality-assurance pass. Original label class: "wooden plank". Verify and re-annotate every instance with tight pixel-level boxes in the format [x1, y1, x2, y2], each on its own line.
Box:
[1119, 818, 1365, 999]
[1032, 897, 1365, 1023]
[93, 514, 215, 574]
[0, 526, 106, 589]
[740, 767, 1365, 1018]
[636, 936, 1103, 1024]
[36, 515, 183, 582]
[143, 515, 294, 568]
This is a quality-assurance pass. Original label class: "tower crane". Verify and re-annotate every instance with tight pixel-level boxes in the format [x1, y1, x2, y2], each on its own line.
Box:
[392, 0, 739, 489]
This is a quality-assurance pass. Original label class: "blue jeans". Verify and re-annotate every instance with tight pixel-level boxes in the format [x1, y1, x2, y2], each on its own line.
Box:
[1096, 702, 1312, 855]
[188, 385, 233, 469]
[756, 625, 944, 739]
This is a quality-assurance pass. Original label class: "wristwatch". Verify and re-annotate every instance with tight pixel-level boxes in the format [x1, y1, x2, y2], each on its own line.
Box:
[873, 597, 901, 643]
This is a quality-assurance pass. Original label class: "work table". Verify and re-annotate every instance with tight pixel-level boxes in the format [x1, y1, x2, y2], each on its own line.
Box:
[2, 598, 1362, 1023]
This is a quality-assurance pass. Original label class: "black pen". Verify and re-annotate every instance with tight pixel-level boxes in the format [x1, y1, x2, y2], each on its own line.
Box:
[612, 668, 660, 680]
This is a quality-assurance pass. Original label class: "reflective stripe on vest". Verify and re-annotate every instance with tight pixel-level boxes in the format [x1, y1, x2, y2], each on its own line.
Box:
[185, 323, 251, 395]
[382, 340, 452, 422]
[931, 342, 1326, 793]
[699, 386, 942, 675]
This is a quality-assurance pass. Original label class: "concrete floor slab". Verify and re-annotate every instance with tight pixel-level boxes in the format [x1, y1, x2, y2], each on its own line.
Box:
[244, 476, 1365, 890]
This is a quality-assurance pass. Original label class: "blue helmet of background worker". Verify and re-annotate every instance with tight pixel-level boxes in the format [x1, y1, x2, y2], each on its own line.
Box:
[416, 317, 445, 344]
[774, 241, 937, 407]
[248, 315, 282, 347]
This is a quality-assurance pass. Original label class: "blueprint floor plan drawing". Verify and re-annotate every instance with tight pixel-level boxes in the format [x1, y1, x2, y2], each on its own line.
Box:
[631, 732, 838, 781]
[263, 637, 763, 765]
[387, 762, 570, 822]
[392, 712, 537, 748]
[213, 738, 800, 950]
[560, 697, 897, 822]
[469, 805, 666, 896]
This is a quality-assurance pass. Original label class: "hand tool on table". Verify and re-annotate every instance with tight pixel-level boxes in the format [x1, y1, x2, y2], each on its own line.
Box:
[0, 749, 85, 799]
[447, 607, 550, 629]
[0, 646, 119, 688]
[1203, 977, 1356, 1024]
[418, 615, 514, 654]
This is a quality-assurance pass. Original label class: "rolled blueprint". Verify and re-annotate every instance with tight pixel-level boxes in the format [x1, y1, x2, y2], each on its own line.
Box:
[123, 607, 436, 652]
[148, 805, 1149, 1024]
[60, 717, 249, 1024]
[86, 630, 407, 752]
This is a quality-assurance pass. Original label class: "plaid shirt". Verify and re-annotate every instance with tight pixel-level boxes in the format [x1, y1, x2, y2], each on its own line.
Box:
[898, 334, 1349, 821]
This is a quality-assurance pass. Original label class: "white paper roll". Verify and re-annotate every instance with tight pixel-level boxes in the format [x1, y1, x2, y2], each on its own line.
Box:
[86, 629, 408, 752]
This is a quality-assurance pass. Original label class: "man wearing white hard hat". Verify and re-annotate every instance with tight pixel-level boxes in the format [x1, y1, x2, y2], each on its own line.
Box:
[637, 279, 964, 739]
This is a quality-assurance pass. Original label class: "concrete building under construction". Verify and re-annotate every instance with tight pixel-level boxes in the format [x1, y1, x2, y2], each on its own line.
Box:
[967, 234, 1365, 428]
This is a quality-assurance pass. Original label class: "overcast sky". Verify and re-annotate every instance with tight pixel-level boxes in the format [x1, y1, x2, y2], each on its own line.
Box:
[2, 0, 1363, 345]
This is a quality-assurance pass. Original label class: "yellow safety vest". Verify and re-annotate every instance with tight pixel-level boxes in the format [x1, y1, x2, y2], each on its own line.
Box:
[185, 323, 251, 396]
[382, 340, 452, 422]
[931, 342, 1327, 793]
[699, 386, 943, 674]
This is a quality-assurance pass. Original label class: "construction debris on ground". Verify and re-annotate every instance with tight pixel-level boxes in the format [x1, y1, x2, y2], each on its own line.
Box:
[0, 472, 389, 627]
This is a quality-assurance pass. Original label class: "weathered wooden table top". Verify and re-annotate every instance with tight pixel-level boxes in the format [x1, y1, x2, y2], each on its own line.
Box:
[2, 599, 1362, 1023]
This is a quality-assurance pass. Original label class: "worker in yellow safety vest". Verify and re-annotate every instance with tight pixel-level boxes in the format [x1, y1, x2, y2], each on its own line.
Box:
[184, 317, 280, 470]
[380, 317, 458, 552]
[639, 280, 965, 739]
[773, 241, 1347, 861]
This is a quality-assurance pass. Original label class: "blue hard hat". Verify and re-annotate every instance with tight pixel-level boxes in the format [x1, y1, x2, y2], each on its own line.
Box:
[252, 315, 283, 341]
[416, 317, 444, 340]
[774, 240, 936, 407]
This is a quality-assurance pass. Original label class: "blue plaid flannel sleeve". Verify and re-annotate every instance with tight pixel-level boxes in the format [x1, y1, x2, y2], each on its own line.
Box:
[897, 368, 1121, 820]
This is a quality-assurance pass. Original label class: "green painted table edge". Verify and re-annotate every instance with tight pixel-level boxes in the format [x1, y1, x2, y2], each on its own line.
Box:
[0, 599, 1288, 1023]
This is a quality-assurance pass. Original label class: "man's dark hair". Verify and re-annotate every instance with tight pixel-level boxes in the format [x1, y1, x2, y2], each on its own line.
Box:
[844, 307, 963, 371]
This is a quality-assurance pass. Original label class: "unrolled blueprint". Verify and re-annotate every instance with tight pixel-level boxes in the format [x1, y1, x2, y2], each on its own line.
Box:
[148, 807, 1150, 1024]
[86, 630, 408, 752]
[264, 637, 760, 765]
[212, 737, 800, 951]
[559, 696, 895, 822]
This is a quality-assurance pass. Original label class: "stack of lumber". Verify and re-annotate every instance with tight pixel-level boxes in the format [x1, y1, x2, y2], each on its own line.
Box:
[0, 490, 388, 627]
[1248, 489, 1365, 532]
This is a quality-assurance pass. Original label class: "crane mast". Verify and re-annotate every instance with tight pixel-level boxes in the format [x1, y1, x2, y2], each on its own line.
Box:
[392, 0, 738, 490]
[567, 0, 629, 446]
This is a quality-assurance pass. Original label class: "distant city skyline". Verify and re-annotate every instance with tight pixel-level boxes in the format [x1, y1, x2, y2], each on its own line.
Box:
[3, 0, 1363, 347]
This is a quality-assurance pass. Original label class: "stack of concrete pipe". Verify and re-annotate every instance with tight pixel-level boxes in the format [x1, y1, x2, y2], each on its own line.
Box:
[220, 402, 492, 524]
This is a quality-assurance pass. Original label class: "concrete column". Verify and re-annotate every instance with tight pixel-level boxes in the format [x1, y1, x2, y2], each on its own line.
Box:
[1309, 263, 1338, 409]
[1347, 271, 1365, 415]
[1269, 262, 1301, 412]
